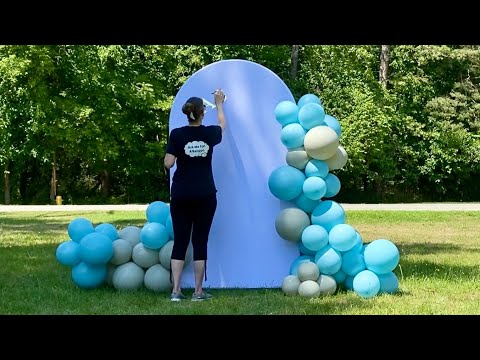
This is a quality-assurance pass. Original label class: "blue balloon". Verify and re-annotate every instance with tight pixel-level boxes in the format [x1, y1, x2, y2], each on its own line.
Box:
[281, 123, 306, 149]
[361, 243, 368, 255]
[304, 159, 329, 178]
[289, 255, 315, 276]
[323, 114, 342, 138]
[166, 214, 174, 239]
[294, 193, 319, 214]
[68, 217, 95, 243]
[314, 245, 342, 275]
[311, 200, 345, 232]
[353, 270, 380, 298]
[268, 165, 306, 201]
[79, 233, 114, 265]
[343, 275, 355, 290]
[274, 100, 299, 127]
[56, 241, 81, 267]
[341, 232, 363, 254]
[297, 93, 322, 109]
[95, 223, 118, 241]
[324, 173, 341, 198]
[364, 239, 400, 274]
[303, 177, 327, 201]
[301, 224, 329, 252]
[332, 270, 346, 284]
[329, 224, 357, 252]
[140, 222, 169, 250]
[298, 103, 325, 130]
[146, 201, 170, 225]
[378, 272, 399, 294]
[71, 262, 107, 289]
[298, 241, 316, 256]
[341, 251, 366, 277]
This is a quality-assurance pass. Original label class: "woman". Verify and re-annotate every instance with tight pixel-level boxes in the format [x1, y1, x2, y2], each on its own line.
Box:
[164, 89, 226, 301]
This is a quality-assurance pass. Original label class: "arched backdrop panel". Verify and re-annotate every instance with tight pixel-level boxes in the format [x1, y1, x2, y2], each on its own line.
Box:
[169, 59, 297, 288]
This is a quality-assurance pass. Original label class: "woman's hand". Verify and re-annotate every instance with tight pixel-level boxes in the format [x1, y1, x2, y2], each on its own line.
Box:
[214, 89, 226, 105]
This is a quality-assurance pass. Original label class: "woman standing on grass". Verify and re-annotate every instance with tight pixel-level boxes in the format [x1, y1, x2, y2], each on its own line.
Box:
[164, 89, 226, 302]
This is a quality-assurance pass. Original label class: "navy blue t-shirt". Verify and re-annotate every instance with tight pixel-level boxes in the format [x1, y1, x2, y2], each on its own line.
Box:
[166, 125, 222, 199]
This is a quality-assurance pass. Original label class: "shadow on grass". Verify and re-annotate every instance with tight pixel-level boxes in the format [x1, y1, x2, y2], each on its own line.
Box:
[397, 242, 480, 256]
[394, 242, 480, 279]
[0, 217, 145, 235]
[395, 257, 480, 280]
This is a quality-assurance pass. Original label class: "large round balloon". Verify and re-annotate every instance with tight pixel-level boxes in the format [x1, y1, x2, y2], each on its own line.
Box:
[71, 262, 107, 289]
[68, 217, 95, 243]
[169, 59, 298, 288]
[56, 240, 81, 267]
[364, 239, 400, 274]
[268, 165, 305, 201]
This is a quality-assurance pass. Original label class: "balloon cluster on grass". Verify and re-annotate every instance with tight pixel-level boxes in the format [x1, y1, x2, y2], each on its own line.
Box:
[55, 201, 192, 292]
[271, 94, 400, 299]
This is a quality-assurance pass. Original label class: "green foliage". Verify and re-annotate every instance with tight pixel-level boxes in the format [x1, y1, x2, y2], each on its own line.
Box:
[1, 45, 480, 204]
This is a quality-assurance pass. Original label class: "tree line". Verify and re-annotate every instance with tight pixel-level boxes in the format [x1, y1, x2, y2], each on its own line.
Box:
[1, 45, 479, 204]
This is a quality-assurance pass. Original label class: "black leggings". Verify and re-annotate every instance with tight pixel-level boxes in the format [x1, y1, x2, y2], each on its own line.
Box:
[170, 194, 217, 262]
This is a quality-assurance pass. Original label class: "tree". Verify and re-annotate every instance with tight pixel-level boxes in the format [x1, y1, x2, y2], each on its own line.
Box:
[291, 45, 300, 80]
[379, 45, 389, 87]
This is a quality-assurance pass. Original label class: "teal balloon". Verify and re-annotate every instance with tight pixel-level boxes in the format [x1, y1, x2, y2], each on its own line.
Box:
[323, 114, 342, 138]
[311, 200, 345, 232]
[344, 275, 354, 290]
[140, 222, 169, 250]
[341, 232, 363, 254]
[68, 217, 95, 243]
[332, 270, 346, 284]
[297, 93, 322, 109]
[281, 123, 306, 149]
[274, 100, 299, 127]
[305, 159, 329, 178]
[56, 240, 81, 267]
[341, 251, 366, 277]
[361, 243, 368, 255]
[79, 232, 114, 265]
[364, 239, 400, 274]
[353, 270, 380, 298]
[289, 255, 315, 275]
[268, 165, 306, 201]
[294, 193, 319, 214]
[329, 224, 357, 252]
[298, 241, 316, 256]
[301, 224, 329, 252]
[166, 214, 174, 239]
[146, 201, 170, 225]
[378, 272, 399, 294]
[95, 223, 118, 241]
[298, 103, 325, 130]
[71, 262, 107, 289]
[314, 245, 342, 275]
[303, 177, 327, 201]
[324, 173, 341, 198]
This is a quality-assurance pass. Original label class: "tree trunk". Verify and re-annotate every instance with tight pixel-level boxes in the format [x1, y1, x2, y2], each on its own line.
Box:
[50, 153, 57, 202]
[291, 45, 300, 80]
[4, 162, 10, 205]
[100, 169, 110, 197]
[379, 45, 390, 88]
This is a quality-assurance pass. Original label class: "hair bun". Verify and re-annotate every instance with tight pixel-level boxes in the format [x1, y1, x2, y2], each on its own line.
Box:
[182, 102, 193, 115]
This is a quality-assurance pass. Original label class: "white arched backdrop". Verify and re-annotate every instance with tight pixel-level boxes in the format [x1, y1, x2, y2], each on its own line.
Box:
[169, 59, 298, 288]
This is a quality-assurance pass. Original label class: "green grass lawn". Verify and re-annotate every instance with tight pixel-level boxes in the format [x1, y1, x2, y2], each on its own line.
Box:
[1, 210, 479, 315]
